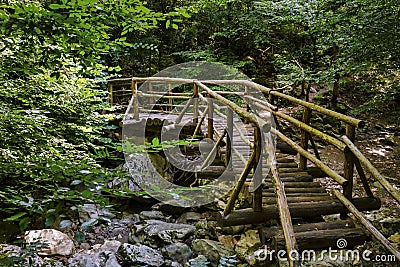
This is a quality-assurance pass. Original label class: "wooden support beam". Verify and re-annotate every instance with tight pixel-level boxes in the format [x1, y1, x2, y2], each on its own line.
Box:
[132, 79, 139, 120]
[193, 83, 199, 124]
[343, 125, 356, 199]
[299, 107, 311, 170]
[207, 95, 214, 139]
[226, 108, 233, 170]
[224, 150, 256, 216]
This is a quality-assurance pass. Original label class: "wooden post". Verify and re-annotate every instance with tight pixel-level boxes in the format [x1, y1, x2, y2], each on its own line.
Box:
[299, 107, 311, 170]
[342, 135, 400, 203]
[193, 83, 199, 123]
[253, 126, 263, 212]
[343, 125, 355, 200]
[168, 83, 173, 111]
[207, 95, 214, 139]
[148, 82, 154, 105]
[226, 108, 233, 170]
[132, 79, 139, 120]
[108, 83, 113, 105]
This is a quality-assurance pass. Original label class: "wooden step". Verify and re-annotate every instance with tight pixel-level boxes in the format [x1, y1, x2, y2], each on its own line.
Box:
[277, 162, 298, 168]
[262, 192, 331, 198]
[263, 195, 335, 205]
[272, 228, 369, 251]
[276, 157, 296, 163]
[263, 187, 327, 194]
[263, 181, 322, 188]
[259, 220, 355, 244]
[217, 197, 381, 227]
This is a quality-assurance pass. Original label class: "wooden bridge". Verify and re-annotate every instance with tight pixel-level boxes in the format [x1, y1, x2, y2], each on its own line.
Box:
[108, 77, 400, 266]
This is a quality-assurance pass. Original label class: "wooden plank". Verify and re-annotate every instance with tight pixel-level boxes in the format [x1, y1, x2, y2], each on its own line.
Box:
[217, 197, 381, 227]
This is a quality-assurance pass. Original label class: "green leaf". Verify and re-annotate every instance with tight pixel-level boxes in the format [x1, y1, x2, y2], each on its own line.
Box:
[152, 137, 160, 146]
[166, 19, 171, 29]
[45, 215, 56, 227]
[60, 220, 73, 229]
[19, 217, 31, 232]
[172, 23, 178, 30]
[71, 180, 82, 186]
[80, 218, 98, 231]
[4, 212, 27, 221]
[74, 231, 86, 244]
[49, 4, 65, 9]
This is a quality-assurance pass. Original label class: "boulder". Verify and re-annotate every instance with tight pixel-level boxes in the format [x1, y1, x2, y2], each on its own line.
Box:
[162, 242, 192, 263]
[191, 239, 234, 265]
[130, 220, 195, 247]
[139, 210, 168, 221]
[24, 229, 74, 256]
[177, 212, 202, 224]
[234, 229, 262, 264]
[78, 204, 116, 223]
[67, 240, 121, 267]
[120, 243, 164, 267]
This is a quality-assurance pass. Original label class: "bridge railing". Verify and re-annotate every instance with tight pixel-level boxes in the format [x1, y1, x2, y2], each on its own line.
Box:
[108, 77, 400, 263]
[107, 77, 399, 205]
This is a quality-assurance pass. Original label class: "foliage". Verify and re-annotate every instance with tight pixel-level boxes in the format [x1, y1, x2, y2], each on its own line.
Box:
[0, 0, 171, 232]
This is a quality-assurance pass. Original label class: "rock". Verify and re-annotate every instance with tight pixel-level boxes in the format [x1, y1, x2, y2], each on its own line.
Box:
[191, 239, 235, 265]
[151, 203, 186, 215]
[68, 240, 122, 267]
[177, 212, 202, 224]
[186, 255, 210, 267]
[80, 242, 91, 250]
[105, 253, 121, 267]
[194, 220, 217, 239]
[0, 244, 21, 257]
[68, 253, 103, 267]
[234, 229, 262, 264]
[120, 243, 164, 267]
[78, 204, 116, 223]
[25, 229, 74, 256]
[130, 220, 195, 248]
[218, 235, 237, 248]
[388, 233, 400, 249]
[162, 242, 192, 263]
[220, 225, 245, 235]
[93, 240, 121, 254]
[139, 210, 168, 221]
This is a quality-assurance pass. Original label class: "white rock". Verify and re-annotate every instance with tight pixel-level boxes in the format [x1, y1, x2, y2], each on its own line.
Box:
[24, 229, 74, 256]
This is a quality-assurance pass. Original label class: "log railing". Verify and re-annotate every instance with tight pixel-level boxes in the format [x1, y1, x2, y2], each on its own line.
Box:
[108, 77, 400, 263]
